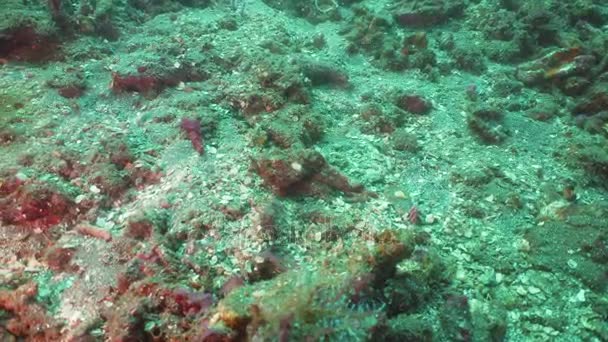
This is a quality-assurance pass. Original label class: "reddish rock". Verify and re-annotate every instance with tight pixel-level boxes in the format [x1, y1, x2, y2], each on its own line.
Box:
[516, 47, 594, 85]
[393, 1, 464, 28]
[395, 12, 443, 28]
[0, 283, 62, 339]
[0, 26, 59, 62]
[168, 288, 213, 317]
[396, 94, 432, 114]
[251, 149, 366, 198]
[0, 181, 77, 230]
[572, 83, 608, 115]
[125, 219, 154, 240]
[44, 246, 77, 272]
[111, 72, 160, 94]
[221, 276, 245, 297]
[181, 118, 204, 155]
[58, 85, 84, 98]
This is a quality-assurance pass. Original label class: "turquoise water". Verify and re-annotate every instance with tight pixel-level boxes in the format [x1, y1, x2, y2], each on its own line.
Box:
[0, 0, 607, 340]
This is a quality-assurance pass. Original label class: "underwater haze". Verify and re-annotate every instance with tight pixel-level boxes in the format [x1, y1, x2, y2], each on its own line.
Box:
[1, 0, 607, 340]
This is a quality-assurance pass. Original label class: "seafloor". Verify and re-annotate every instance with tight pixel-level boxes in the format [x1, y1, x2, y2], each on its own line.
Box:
[0, 0, 607, 341]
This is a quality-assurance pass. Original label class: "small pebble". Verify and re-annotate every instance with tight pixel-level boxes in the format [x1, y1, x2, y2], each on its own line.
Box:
[394, 190, 407, 199]
[495, 272, 504, 284]
[574, 289, 585, 302]
[516, 286, 527, 295]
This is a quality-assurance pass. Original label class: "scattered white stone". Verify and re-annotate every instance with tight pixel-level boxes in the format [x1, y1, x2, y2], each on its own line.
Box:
[567, 259, 578, 269]
[393, 190, 407, 199]
[89, 185, 101, 194]
[544, 326, 558, 335]
[528, 286, 541, 295]
[290, 161, 303, 172]
[495, 272, 504, 284]
[314, 231, 322, 242]
[425, 214, 437, 224]
[455, 267, 467, 281]
[516, 238, 531, 252]
[571, 289, 586, 303]
[516, 286, 527, 296]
